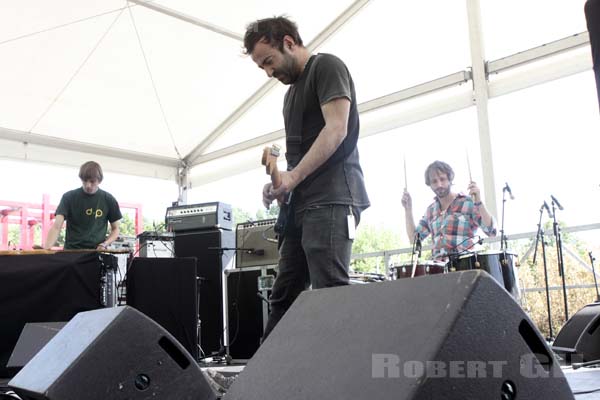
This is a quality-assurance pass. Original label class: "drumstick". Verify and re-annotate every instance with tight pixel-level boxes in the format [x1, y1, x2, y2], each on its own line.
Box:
[466, 150, 473, 183]
[466, 151, 479, 202]
[403, 155, 408, 191]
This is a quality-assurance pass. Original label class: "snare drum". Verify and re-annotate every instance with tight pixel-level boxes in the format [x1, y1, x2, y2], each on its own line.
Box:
[391, 260, 447, 280]
[447, 251, 520, 300]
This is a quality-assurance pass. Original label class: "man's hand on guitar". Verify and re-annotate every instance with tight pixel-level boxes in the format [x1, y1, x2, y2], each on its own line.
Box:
[263, 183, 276, 208]
[270, 170, 299, 199]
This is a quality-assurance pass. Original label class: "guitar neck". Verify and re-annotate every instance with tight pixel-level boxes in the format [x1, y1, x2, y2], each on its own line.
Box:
[270, 165, 282, 189]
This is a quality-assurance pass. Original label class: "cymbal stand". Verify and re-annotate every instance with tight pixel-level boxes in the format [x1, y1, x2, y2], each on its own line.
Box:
[533, 204, 553, 340]
[589, 251, 600, 303]
[500, 186, 508, 250]
[551, 199, 569, 321]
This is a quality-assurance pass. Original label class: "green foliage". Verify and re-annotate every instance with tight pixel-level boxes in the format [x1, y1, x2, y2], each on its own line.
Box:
[117, 213, 165, 237]
[119, 213, 137, 236]
[257, 205, 280, 220]
[351, 225, 401, 273]
[233, 205, 280, 227]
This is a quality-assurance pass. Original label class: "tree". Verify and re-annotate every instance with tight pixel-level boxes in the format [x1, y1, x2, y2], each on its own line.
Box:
[351, 225, 401, 274]
[233, 205, 280, 227]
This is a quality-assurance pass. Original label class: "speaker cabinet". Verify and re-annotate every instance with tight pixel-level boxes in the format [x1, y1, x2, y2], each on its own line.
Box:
[7, 322, 67, 368]
[224, 265, 277, 360]
[174, 229, 234, 357]
[127, 257, 199, 360]
[223, 271, 573, 400]
[553, 302, 600, 363]
[8, 306, 216, 400]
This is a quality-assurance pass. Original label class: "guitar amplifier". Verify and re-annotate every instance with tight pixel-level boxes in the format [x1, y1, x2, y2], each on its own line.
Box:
[165, 202, 232, 232]
[235, 219, 279, 268]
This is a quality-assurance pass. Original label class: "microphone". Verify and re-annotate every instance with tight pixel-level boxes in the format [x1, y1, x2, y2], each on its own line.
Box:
[543, 201, 554, 218]
[415, 234, 422, 254]
[503, 182, 515, 200]
[551, 195, 564, 211]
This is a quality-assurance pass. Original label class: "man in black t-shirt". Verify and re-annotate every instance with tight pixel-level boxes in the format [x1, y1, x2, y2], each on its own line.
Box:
[44, 161, 122, 250]
[244, 16, 370, 339]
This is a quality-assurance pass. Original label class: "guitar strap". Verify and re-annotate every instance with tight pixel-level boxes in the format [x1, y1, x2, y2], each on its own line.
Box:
[275, 56, 313, 243]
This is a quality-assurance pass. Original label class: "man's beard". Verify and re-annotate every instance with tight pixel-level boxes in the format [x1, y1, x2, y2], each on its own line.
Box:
[435, 187, 450, 198]
[273, 53, 300, 84]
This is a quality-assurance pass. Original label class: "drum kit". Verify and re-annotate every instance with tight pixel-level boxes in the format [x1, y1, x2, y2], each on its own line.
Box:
[390, 250, 521, 301]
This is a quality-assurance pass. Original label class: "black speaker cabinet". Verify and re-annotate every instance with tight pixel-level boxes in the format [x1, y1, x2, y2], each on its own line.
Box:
[174, 229, 234, 357]
[127, 257, 199, 360]
[8, 306, 217, 400]
[585, 0, 600, 111]
[223, 271, 574, 400]
[553, 302, 600, 363]
[224, 265, 278, 360]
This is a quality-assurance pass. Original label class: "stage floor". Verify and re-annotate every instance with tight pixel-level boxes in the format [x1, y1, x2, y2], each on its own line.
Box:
[200, 363, 600, 399]
[2, 365, 599, 398]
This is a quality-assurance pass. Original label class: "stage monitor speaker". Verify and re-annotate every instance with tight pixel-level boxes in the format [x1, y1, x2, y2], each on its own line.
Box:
[8, 306, 217, 400]
[7, 322, 66, 368]
[553, 302, 600, 363]
[223, 271, 574, 400]
[586, 0, 600, 111]
[127, 257, 199, 360]
[174, 229, 234, 357]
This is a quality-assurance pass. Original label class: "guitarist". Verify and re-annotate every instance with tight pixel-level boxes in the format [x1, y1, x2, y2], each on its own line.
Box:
[244, 16, 370, 340]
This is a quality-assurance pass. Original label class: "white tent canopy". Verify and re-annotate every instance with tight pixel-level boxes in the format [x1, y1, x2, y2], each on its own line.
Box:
[0, 0, 596, 222]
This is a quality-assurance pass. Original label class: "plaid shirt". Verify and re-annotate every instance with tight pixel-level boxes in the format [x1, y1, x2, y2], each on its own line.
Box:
[416, 193, 496, 260]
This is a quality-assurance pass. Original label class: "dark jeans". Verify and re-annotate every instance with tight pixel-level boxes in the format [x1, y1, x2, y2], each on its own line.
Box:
[262, 204, 359, 341]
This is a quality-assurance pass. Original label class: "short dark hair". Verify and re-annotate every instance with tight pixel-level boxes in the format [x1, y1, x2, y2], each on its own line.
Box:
[425, 161, 454, 186]
[243, 16, 303, 54]
[79, 161, 103, 182]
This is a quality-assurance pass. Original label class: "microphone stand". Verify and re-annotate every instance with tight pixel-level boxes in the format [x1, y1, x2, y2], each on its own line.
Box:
[551, 200, 569, 321]
[589, 252, 600, 303]
[500, 187, 508, 251]
[533, 205, 553, 340]
[410, 232, 421, 278]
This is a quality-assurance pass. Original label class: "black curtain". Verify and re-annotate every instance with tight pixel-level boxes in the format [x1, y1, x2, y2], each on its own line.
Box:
[126, 257, 198, 360]
[0, 252, 103, 378]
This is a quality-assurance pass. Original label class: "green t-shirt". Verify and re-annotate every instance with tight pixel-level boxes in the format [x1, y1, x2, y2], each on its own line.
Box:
[55, 188, 123, 249]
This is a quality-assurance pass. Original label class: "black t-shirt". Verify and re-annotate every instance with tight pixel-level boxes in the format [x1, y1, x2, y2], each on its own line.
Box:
[283, 53, 370, 212]
[55, 188, 122, 249]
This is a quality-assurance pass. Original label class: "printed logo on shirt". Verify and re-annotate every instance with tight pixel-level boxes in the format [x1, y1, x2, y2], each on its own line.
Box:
[85, 208, 104, 219]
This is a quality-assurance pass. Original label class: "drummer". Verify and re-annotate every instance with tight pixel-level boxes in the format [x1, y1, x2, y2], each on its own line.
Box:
[401, 160, 496, 261]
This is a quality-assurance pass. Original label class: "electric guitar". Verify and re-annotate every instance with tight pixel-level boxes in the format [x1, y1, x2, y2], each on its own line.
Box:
[261, 144, 290, 240]
[261, 144, 282, 190]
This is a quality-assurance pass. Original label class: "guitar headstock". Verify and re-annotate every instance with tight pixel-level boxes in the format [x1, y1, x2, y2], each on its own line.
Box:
[261, 144, 281, 176]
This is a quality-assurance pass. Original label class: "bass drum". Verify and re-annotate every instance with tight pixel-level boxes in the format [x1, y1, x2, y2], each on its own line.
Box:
[391, 260, 447, 280]
[448, 251, 520, 300]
